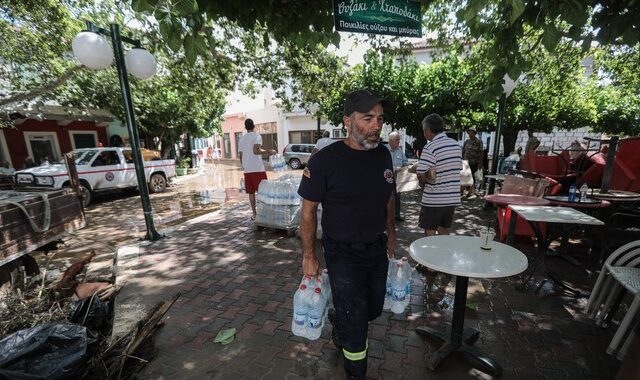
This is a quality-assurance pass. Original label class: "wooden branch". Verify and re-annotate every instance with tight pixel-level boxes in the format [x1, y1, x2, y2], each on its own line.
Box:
[0, 65, 84, 107]
[115, 293, 181, 378]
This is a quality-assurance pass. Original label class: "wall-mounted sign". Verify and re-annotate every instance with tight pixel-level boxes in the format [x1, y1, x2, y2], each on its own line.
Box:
[333, 0, 422, 38]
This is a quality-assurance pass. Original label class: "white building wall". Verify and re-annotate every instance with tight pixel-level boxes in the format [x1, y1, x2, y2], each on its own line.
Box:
[513, 127, 603, 153]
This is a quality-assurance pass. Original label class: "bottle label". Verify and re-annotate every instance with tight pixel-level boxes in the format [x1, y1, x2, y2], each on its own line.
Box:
[308, 316, 322, 328]
[392, 289, 406, 301]
[294, 312, 306, 326]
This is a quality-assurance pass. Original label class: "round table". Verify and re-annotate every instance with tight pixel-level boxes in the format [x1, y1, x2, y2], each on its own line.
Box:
[484, 194, 551, 207]
[409, 235, 528, 376]
[590, 189, 640, 202]
[543, 195, 611, 209]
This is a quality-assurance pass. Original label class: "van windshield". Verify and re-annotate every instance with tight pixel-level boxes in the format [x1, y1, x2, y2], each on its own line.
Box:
[74, 150, 99, 165]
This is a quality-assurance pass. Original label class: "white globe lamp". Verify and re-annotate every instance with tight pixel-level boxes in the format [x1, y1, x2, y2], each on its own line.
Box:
[72, 31, 113, 70]
[125, 48, 157, 80]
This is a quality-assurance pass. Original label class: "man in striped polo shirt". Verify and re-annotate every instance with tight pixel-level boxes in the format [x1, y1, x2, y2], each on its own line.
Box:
[416, 114, 462, 236]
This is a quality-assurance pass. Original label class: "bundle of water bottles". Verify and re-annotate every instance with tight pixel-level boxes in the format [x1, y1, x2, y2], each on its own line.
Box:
[292, 270, 331, 341]
[255, 175, 302, 228]
[269, 154, 288, 172]
[383, 257, 414, 314]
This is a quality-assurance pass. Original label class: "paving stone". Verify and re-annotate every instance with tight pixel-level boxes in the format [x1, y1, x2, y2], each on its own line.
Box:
[129, 193, 621, 380]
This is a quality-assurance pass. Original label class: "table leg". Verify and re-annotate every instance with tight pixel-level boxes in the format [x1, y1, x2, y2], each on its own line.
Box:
[506, 208, 517, 245]
[418, 276, 502, 376]
[520, 221, 581, 297]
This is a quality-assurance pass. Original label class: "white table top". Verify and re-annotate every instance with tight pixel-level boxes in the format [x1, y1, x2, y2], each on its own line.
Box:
[409, 235, 528, 278]
[509, 205, 604, 226]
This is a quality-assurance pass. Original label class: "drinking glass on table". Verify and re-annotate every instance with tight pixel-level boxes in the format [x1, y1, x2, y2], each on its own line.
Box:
[478, 227, 496, 250]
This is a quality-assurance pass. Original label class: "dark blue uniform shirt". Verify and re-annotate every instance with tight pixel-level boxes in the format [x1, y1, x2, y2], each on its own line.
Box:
[298, 141, 394, 243]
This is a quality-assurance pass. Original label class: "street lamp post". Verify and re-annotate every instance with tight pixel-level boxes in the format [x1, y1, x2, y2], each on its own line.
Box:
[487, 74, 517, 196]
[72, 21, 161, 241]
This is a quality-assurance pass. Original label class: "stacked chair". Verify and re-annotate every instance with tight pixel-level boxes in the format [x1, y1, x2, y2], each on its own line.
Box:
[586, 240, 640, 359]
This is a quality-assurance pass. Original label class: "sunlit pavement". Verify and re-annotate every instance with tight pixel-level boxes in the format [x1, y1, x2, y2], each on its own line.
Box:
[34, 160, 255, 282]
[110, 185, 621, 379]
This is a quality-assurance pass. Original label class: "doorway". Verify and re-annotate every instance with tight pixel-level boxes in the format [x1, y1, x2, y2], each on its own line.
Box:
[23, 132, 61, 165]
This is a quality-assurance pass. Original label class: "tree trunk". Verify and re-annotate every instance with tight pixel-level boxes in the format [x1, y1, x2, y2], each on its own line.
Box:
[160, 140, 173, 159]
[502, 128, 519, 157]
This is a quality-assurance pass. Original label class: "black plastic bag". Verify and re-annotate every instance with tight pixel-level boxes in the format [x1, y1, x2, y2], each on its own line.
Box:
[0, 324, 93, 380]
[70, 296, 112, 331]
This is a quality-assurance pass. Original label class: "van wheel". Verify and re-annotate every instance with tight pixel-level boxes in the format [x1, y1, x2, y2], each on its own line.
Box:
[79, 184, 92, 207]
[149, 174, 167, 193]
[289, 158, 301, 170]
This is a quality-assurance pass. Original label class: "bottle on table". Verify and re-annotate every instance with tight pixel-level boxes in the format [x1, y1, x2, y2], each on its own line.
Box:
[568, 183, 577, 202]
[579, 183, 589, 202]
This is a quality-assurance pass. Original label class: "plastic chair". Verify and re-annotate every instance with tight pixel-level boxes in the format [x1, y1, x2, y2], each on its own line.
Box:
[604, 266, 640, 359]
[587, 240, 640, 320]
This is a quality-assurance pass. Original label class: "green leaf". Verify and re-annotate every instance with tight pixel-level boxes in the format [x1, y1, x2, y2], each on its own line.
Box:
[508, 0, 525, 25]
[159, 19, 172, 39]
[173, 0, 198, 16]
[214, 328, 236, 345]
[542, 25, 561, 51]
[183, 35, 197, 64]
[562, 0, 589, 27]
[131, 0, 153, 13]
[167, 27, 183, 52]
[194, 34, 208, 56]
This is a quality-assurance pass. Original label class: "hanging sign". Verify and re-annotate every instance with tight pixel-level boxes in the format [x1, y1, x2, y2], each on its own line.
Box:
[333, 0, 422, 38]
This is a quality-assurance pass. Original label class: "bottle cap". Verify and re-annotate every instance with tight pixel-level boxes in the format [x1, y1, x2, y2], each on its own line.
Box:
[300, 284, 307, 290]
[314, 288, 321, 293]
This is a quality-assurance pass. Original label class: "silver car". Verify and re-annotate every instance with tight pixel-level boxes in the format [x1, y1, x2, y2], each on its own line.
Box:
[283, 143, 315, 169]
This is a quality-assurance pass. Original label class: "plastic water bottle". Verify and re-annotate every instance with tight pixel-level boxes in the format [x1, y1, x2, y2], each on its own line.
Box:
[384, 260, 394, 310]
[307, 287, 326, 340]
[401, 257, 412, 309]
[240, 178, 245, 193]
[319, 269, 331, 302]
[568, 184, 577, 202]
[292, 284, 310, 338]
[390, 262, 407, 314]
[580, 183, 589, 202]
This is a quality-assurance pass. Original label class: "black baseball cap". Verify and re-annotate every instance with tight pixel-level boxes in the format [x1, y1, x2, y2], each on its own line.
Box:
[344, 89, 391, 116]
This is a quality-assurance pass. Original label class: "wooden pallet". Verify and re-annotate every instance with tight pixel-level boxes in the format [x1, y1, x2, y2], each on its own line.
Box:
[0, 189, 85, 267]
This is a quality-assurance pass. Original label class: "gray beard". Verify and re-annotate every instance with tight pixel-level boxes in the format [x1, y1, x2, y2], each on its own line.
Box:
[350, 127, 379, 150]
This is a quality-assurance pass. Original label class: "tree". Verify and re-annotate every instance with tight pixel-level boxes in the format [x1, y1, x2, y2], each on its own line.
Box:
[0, 0, 81, 105]
[586, 46, 640, 136]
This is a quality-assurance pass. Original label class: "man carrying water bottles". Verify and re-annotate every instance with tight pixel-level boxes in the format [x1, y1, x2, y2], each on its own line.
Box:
[298, 89, 397, 379]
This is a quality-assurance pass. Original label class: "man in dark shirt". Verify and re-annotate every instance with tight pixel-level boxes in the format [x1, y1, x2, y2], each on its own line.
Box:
[298, 89, 396, 379]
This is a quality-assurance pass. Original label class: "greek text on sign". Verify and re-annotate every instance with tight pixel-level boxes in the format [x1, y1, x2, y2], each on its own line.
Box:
[334, 0, 422, 38]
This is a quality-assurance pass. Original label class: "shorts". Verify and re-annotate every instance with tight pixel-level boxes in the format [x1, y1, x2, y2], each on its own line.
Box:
[244, 172, 267, 194]
[419, 205, 456, 230]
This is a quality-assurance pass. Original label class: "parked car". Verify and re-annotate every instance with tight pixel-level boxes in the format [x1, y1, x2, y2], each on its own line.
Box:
[14, 147, 176, 207]
[283, 143, 315, 169]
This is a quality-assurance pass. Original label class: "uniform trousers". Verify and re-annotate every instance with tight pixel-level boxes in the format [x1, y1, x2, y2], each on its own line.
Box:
[323, 234, 388, 379]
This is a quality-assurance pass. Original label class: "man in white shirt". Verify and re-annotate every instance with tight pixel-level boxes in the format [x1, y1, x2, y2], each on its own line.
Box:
[238, 119, 276, 219]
